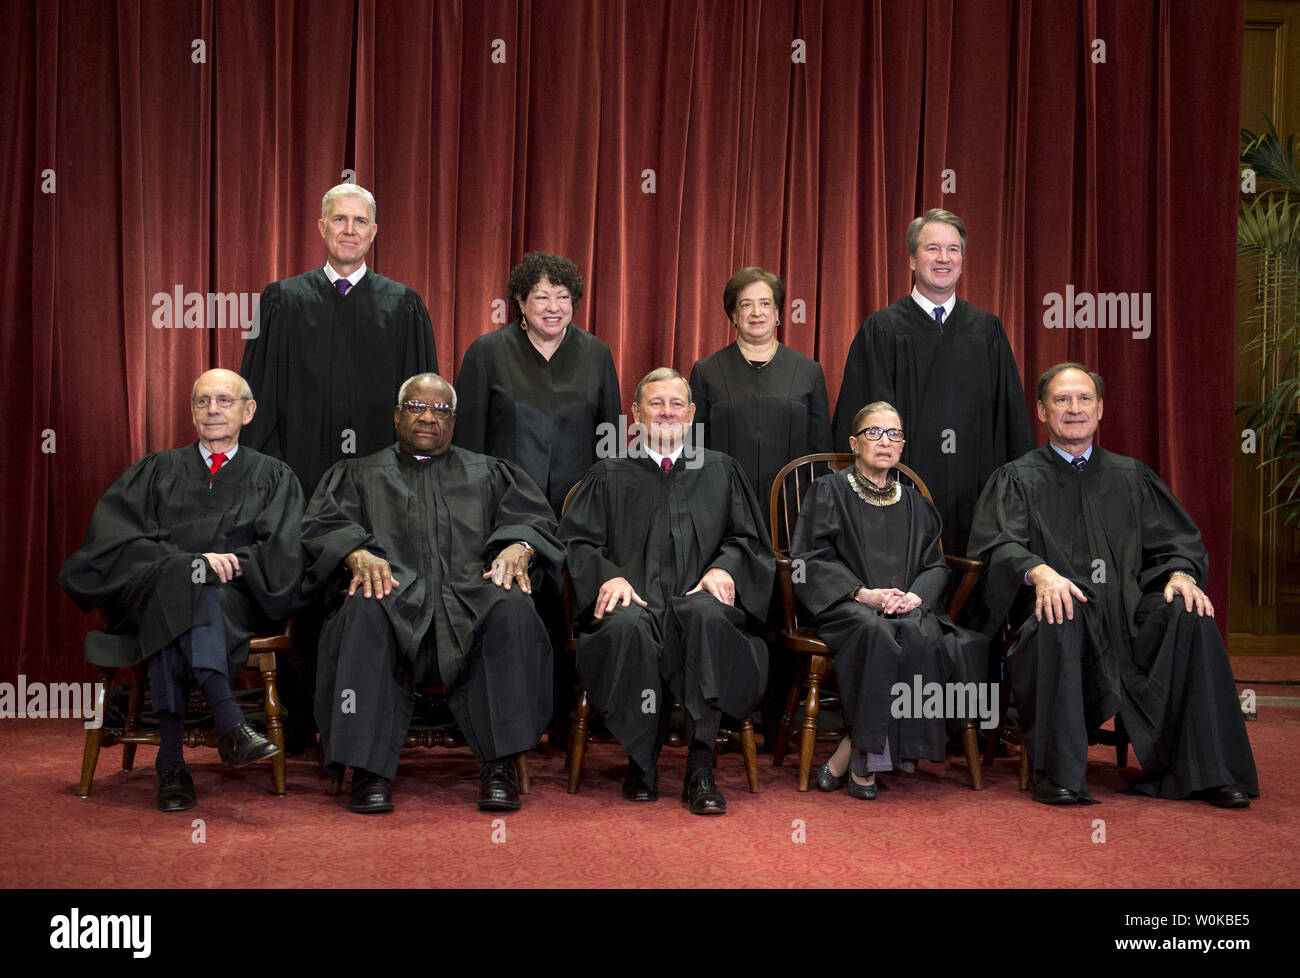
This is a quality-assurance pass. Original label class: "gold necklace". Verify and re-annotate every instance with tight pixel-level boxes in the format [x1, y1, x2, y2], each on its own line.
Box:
[737, 339, 779, 367]
[846, 469, 901, 507]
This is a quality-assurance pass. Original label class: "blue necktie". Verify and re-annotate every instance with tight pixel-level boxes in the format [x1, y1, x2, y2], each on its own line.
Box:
[934, 307, 944, 330]
[1071, 456, 1086, 473]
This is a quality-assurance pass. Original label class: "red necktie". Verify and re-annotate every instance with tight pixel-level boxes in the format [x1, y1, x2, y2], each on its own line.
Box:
[209, 453, 227, 480]
[661, 457, 672, 473]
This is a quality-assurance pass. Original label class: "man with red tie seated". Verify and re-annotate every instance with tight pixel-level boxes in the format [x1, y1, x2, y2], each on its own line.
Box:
[559, 368, 774, 815]
[59, 369, 305, 812]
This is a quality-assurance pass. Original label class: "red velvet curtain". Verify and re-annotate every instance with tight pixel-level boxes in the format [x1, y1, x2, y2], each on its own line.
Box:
[5, 0, 1243, 680]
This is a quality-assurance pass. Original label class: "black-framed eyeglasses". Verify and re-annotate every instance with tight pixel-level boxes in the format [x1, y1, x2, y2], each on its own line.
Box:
[854, 426, 904, 442]
[402, 401, 454, 418]
[192, 395, 248, 409]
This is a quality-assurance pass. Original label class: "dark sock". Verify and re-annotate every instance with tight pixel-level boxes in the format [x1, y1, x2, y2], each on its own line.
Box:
[686, 740, 714, 776]
[627, 757, 656, 787]
[194, 668, 242, 734]
[686, 707, 722, 775]
[156, 711, 185, 772]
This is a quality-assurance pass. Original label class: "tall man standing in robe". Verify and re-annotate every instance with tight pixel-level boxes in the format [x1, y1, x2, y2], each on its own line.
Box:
[559, 368, 774, 815]
[832, 208, 1034, 556]
[968, 363, 1258, 808]
[240, 183, 439, 752]
[301, 373, 560, 814]
[59, 369, 304, 812]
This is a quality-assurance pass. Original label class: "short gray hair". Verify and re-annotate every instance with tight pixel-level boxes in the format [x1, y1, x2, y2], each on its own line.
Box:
[634, 367, 692, 406]
[321, 183, 377, 223]
[397, 373, 457, 411]
[906, 208, 967, 256]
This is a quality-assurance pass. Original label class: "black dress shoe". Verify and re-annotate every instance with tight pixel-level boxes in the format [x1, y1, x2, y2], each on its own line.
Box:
[1197, 785, 1251, 809]
[847, 774, 878, 800]
[816, 760, 846, 792]
[1030, 772, 1080, 805]
[478, 760, 522, 812]
[157, 766, 197, 812]
[218, 721, 281, 767]
[622, 766, 659, 802]
[681, 769, 727, 815]
[349, 769, 393, 814]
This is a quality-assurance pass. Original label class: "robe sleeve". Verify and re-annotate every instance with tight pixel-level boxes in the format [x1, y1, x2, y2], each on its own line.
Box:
[239, 281, 284, 459]
[299, 460, 385, 597]
[808, 362, 833, 454]
[558, 466, 626, 614]
[57, 454, 188, 616]
[689, 360, 711, 440]
[451, 336, 491, 455]
[990, 325, 1035, 462]
[909, 493, 951, 609]
[967, 462, 1042, 634]
[231, 462, 306, 620]
[403, 290, 440, 377]
[706, 461, 776, 621]
[482, 459, 565, 590]
[596, 342, 622, 432]
[1135, 463, 1209, 590]
[790, 480, 863, 617]
[831, 322, 874, 448]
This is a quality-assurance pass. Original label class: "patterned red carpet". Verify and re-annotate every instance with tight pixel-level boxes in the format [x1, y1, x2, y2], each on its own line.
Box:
[2, 656, 1296, 889]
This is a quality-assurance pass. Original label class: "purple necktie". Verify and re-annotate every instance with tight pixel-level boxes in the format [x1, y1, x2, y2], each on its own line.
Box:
[336, 278, 352, 296]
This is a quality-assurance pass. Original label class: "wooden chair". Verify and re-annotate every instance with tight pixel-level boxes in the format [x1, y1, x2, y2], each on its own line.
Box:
[559, 483, 761, 795]
[78, 627, 291, 798]
[323, 689, 530, 796]
[767, 453, 985, 791]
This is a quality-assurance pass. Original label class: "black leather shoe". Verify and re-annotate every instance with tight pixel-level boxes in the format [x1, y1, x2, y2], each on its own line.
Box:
[847, 774, 878, 800]
[479, 761, 522, 812]
[218, 721, 281, 767]
[681, 769, 727, 815]
[622, 766, 659, 802]
[817, 760, 846, 792]
[1030, 772, 1079, 805]
[1198, 785, 1251, 809]
[157, 766, 197, 812]
[349, 769, 393, 814]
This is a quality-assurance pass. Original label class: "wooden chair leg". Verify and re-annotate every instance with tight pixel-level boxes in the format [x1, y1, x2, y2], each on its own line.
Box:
[515, 753, 530, 795]
[326, 766, 344, 796]
[258, 652, 286, 796]
[772, 677, 801, 767]
[566, 687, 590, 794]
[740, 719, 760, 793]
[122, 667, 144, 771]
[1018, 742, 1030, 790]
[960, 721, 983, 790]
[797, 665, 824, 792]
[78, 668, 113, 797]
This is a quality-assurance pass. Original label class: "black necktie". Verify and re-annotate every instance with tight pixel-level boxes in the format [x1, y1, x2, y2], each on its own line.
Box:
[1071, 455, 1086, 473]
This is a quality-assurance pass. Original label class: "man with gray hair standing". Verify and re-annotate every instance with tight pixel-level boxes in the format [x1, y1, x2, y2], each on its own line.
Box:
[240, 183, 439, 752]
[832, 208, 1033, 556]
[302, 373, 560, 814]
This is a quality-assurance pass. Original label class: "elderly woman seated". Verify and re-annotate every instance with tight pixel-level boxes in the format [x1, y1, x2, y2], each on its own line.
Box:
[789, 401, 986, 799]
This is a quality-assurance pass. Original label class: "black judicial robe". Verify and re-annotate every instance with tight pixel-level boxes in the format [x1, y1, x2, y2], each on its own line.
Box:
[454, 321, 621, 515]
[689, 342, 832, 510]
[58, 445, 305, 675]
[968, 445, 1259, 800]
[240, 269, 439, 493]
[791, 472, 987, 760]
[301, 444, 563, 690]
[559, 450, 775, 767]
[831, 297, 1034, 555]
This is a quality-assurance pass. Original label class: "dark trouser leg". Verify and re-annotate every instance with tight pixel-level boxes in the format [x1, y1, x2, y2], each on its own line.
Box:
[446, 590, 553, 762]
[147, 648, 188, 772]
[280, 601, 324, 750]
[576, 604, 664, 773]
[1010, 616, 1094, 801]
[315, 595, 416, 782]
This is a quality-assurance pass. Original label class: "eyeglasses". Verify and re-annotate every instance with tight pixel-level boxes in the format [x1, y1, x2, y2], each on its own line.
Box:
[402, 401, 454, 418]
[854, 426, 905, 442]
[193, 395, 248, 409]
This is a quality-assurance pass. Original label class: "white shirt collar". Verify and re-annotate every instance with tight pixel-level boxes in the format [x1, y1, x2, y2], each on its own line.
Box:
[323, 263, 368, 287]
[199, 443, 239, 465]
[645, 444, 684, 469]
[910, 287, 956, 321]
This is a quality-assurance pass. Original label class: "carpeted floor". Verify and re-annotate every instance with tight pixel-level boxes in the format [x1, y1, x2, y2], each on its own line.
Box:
[2, 655, 1296, 889]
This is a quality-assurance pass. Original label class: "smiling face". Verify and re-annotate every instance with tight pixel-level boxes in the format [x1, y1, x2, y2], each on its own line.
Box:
[318, 194, 378, 276]
[394, 377, 457, 456]
[1037, 367, 1103, 453]
[632, 377, 696, 456]
[191, 369, 255, 453]
[848, 409, 904, 482]
[908, 220, 964, 304]
[517, 275, 574, 342]
[733, 280, 777, 347]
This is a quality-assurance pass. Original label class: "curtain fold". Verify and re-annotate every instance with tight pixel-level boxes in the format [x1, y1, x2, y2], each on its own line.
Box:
[5, 0, 1243, 679]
